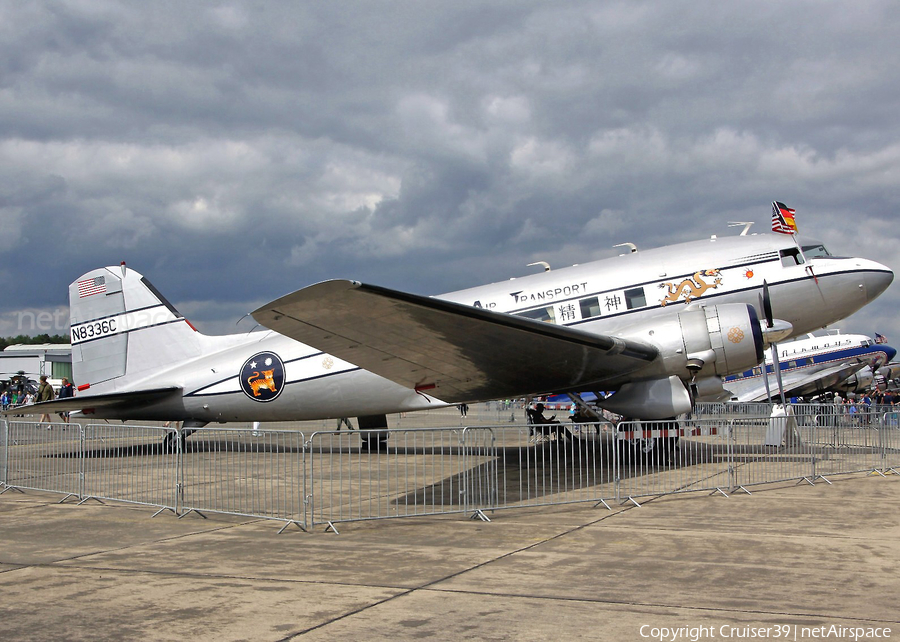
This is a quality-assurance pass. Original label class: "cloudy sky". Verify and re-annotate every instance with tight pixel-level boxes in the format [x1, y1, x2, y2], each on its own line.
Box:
[2, 1, 898, 343]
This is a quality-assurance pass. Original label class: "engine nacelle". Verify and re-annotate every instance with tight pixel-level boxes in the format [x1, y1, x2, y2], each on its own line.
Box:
[690, 376, 731, 402]
[619, 303, 765, 380]
[836, 368, 874, 394]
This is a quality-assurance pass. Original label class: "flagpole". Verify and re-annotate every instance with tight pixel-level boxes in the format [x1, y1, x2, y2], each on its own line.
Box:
[772, 201, 817, 283]
[789, 221, 820, 283]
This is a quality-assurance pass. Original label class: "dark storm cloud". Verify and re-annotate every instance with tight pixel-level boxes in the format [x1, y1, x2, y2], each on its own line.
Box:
[1, 1, 898, 339]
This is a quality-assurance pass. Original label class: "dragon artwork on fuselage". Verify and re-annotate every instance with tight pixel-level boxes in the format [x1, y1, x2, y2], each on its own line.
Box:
[658, 269, 723, 306]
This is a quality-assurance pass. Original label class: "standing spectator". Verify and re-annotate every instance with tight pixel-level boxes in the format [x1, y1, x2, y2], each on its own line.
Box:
[36, 375, 55, 427]
[57, 377, 75, 424]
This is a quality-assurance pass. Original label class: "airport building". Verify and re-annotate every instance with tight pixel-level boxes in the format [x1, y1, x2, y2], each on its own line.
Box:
[0, 344, 73, 388]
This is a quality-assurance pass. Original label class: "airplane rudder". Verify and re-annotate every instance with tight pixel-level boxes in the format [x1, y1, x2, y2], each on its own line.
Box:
[69, 266, 202, 389]
[69, 267, 129, 388]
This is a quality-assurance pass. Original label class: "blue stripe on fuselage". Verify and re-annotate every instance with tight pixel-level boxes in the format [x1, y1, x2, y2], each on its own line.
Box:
[725, 345, 887, 382]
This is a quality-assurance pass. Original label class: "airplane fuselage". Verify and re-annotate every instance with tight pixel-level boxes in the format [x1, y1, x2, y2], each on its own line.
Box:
[720, 333, 895, 401]
[442, 234, 889, 341]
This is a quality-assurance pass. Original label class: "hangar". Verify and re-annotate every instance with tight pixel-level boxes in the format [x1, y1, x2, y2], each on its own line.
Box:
[0, 343, 73, 389]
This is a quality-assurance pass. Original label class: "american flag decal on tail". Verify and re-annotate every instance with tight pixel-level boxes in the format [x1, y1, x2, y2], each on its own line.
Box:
[77, 276, 107, 298]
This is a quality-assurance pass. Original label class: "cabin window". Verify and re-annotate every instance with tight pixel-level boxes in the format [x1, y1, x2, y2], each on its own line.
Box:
[780, 248, 805, 266]
[517, 306, 556, 323]
[579, 296, 601, 319]
[624, 287, 647, 309]
[802, 244, 831, 258]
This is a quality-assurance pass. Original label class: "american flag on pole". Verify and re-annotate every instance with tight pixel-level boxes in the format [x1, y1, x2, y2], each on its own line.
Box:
[875, 332, 887, 344]
[771, 201, 798, 234]
[77, 276, 107, 298]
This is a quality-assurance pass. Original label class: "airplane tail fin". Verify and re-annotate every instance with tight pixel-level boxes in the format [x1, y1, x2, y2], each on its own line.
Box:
[69, 265, 204, 393]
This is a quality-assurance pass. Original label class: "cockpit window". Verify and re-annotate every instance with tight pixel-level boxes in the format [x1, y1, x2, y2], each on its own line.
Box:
[779, 248, 805, 266]
[802, 244, 831, 258]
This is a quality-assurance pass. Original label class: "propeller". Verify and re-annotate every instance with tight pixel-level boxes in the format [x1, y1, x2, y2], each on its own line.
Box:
[758, 280, 793, 346]
[757, 280, 788, 405]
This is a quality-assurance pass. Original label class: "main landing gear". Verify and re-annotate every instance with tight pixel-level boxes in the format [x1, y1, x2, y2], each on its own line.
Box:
[162, 420, 208, 451]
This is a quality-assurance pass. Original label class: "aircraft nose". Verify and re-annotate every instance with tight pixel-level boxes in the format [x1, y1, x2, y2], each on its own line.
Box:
[885, 346, 898, 362]
[864, 265, 894, 302]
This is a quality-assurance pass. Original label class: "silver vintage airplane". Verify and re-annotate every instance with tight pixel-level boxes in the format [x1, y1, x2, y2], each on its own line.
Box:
[713, 332, 896, 402]
[13, 227, 893, 445]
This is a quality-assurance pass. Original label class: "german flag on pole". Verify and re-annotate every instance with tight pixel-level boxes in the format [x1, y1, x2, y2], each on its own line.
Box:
[771, 201, 798, 234]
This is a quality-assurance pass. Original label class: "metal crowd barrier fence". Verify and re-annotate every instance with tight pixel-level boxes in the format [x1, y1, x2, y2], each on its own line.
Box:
[614, 419, 734, 502]
[465, 423, 617, 512]
[691, 402, 773, 419]
[305, 427, 493, 528]
[178, 427, 307, 531]
[3, 410, 900, 530]
[1, 420, 83, 501]
[80, 424, 179, 512]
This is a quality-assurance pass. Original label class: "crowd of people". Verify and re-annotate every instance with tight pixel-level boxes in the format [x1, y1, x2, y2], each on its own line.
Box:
[1, 375, 75, 427]
[0, 387, 34, 408]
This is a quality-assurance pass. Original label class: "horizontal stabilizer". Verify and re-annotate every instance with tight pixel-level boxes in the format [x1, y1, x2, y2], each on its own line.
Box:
[252, 280, 659, 403]
[1, 387, 182, 416]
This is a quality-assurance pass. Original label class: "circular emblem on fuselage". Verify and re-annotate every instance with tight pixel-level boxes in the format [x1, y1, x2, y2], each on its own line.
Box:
[239, 351, 286, 402]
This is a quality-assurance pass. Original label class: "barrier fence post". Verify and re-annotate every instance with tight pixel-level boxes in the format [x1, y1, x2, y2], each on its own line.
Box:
[613, 422, 620, 505]
[78, 424, 85, 501]
[889, 414, 900, 475]
[461, 427, 470, 517]
[811, 420, 818, 483]
[1, 418, 7, 488]
[727, 419, 734, 494]
[303, 435, 310, 532]
[176, 427, 183, 517]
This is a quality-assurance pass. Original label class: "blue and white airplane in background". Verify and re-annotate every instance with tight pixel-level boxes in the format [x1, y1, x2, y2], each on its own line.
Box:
[9, 223, 894, 446]
[711, 332, 896, 402]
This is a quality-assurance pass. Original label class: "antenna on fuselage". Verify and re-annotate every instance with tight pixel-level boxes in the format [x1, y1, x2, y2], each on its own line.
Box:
[527, 261, 551, 272]
[613, 242, 637, 254]
[728, 222, 754, 236]
[236, 312, 261, 334]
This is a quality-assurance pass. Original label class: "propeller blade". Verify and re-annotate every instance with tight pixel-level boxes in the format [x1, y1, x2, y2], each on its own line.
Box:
[762, 280, 774, 328]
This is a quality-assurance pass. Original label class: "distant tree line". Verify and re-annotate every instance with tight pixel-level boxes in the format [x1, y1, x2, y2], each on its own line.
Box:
[0, 334, 70, 351]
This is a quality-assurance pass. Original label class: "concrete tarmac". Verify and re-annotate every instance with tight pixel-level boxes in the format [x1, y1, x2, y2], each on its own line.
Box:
[1, 474, 899, 641]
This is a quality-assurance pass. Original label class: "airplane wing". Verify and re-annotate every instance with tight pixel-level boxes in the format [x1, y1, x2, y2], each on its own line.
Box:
[726, 362, 867, 402]
[1, 387, 183, 416]
[252, 280, 660, 403]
